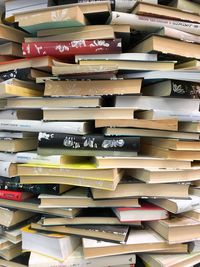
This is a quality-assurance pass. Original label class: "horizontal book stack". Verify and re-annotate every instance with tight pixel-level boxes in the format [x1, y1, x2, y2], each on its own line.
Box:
[0, 0, 198, 266]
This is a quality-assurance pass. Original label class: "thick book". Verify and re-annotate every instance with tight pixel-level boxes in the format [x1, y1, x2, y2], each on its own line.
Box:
[0, 190, 33, 202]
[132, 2, 200, 23]
[110, 11, 200, 35]
[82, 229, 188, 259]
[0, 120, 91, 135]
[147, 217, 200, 244]
[0, 138, 38, 153]
[22, 39, 121, 58]
[0, 24, 27, 44]
[44, 79, 142, 96]
[113, 203, 168, 222]
[38, 133, 140, 152]
[0, 110, 42, 120]
[179, 122, 200, 133]
[0, 176, 72, 195]
[115, 95, 200, 113]
[91, 181, 189, 199]
[0, 42, 23, 58]
[140, 253, 200, 267]
[22, 224, 80, 261]
[15, 6, 88, 33]
[41, 208, 142, 226]
[29, 246, 136, 267]
[31, 222, 129, 243]
[148, 195, 200, 214]
[0, 162, 17, 178]
[142, 80, 200, 98]
[38, 188, 140, 208]
[130, 35, 200, 60]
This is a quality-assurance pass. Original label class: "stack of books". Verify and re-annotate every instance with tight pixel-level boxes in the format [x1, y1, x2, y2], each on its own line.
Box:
[0, 0, 198, 266]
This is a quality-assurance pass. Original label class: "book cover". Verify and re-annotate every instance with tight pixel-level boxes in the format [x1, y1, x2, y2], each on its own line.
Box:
[0, 189, 33, 202]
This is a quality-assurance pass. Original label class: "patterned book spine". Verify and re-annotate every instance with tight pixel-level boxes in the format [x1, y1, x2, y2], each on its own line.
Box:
[22, 39, 122, 58]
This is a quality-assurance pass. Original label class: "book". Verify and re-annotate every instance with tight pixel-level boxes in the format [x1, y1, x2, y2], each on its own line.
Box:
[113, 203, 168, 222]
[15, 6, 88, 33]
[142, 137, 200, 151]
[0, 132, 37, 139]
[0, 42, 23, 58]
[0, 161, 17, 177]
[179, 122, 200, 133]
[122, 70, 200, 82]
[0, 79, 44, 98]
[91, 181, 189, 199]
[184, 209, 200, 221]
[22, 225, 80, 261]
[0, 198, 80, 218]
[31, 25, 117, 41]
[0, 120, 91, 134]
[142, 80, 200, 98]
[141, 143, 200, 160]
[110, 11, 200, 35]
[130, 35, 200, 59]
[127, 168, 200, 183]
[0, 152, 80, 164]
[18, 162, 123, 180]
[95, 118, 178, 131]
[105, 127, 199, 140]
[82, 229, 188, 259]
[37, 133, 140, 152]
[29, 246, 136, 267]
[168, 0, 200, 15]
[132, 2, 200, 23]
[43, 108, 135, 121]
[148, 195, 200, 214]
[0, 110, 42, 120]
[22, 39, 122, 58]
[0, 242, 22, 261]
[175, 59, 200, 70]
[190, 187, 200, 197]
[0, 190, 33, 202]
[0, 207, 34, 228]
[115, 95, 200, 112]
[0, 138, 38, 153]
[44, 79, 142, 96]
[31, 222, 130, 243]
[140, 252, 200, 267]
[147, 217, 200, 244]
[0, 56, 54, 73]
[157, 26, 200, 44]
[3, 228, 22, 244]
[20, 174, 122, 190]
[38, 188, 140, 208]
[41, 208, 142, 226]
[0, 24, 27, 44]
[189, 241, 200, 253]
[95, 156, 191, 169]
[79, 59, 175, 71]
[75, 53, 157, 62]
[7, 96, 102, 109]
[135, 109, 200, 122]
[0, 176, 73, 195]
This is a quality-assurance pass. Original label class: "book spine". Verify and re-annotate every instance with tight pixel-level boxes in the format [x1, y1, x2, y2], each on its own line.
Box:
[38, 133, 140, 152]
[22, 39, 122, 58]
[0, 189, 23, 201]
[0, 179, 61, 195]
[170, 80, 200, 99]
[110, 12, 200, 35]
[0, 120, 87, 134]
[0, 162, 12, 177]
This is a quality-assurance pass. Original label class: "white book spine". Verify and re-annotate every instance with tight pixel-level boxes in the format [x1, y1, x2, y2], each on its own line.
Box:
[0, 120, 86, 134]
[0, 110, 18, 120]
[0, 161, 12, 177]
[176, 196, 200, 213]
[0, 152, 62, 164]
[162, 27, 200, 44]
[110, 12, 200, 35]
[150, 110, 200, 121]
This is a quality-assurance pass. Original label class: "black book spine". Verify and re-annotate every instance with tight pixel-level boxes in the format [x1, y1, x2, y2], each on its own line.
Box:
[171, 80, 200, 99]
[38, 133, 140, 152]
[0, 177, 61, 195]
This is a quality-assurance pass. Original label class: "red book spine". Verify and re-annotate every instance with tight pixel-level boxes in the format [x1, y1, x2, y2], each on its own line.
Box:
[0, 189, 23, 201]
[22, 39, 122, 58]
